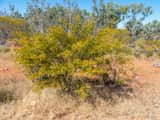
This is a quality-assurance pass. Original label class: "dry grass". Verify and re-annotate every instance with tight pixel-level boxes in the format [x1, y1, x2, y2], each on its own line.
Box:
[1, 52, 160, 120]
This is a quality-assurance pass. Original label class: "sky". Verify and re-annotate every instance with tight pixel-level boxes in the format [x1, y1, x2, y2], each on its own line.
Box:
[0, 0, 160, 25]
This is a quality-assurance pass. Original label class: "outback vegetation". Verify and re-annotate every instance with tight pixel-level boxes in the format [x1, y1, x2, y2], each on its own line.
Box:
[1, 0, 160, 119]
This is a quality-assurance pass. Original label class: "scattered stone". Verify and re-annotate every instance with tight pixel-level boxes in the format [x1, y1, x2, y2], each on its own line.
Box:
[152, 62, 160, 67]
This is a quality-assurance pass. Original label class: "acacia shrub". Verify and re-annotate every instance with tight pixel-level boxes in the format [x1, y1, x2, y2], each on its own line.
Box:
[0, 16, 30, 44]
[16, 25, 131, 98]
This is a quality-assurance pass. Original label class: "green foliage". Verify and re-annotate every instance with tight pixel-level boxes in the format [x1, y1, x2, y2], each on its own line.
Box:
[125, 4, 152, 41]
[142, 20, 160, 40]
[16, 24, 131, 98]
[24, 0, 152, 35]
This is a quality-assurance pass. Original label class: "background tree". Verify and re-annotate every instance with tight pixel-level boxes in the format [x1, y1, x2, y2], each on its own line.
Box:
[25, 0, 48, 33]
[9, 4, 22, 18]
[0, 9, 8, 16]
[142, 20, 160, 40]
[92, 0, 128, 29]
[125, 3, 152, 42]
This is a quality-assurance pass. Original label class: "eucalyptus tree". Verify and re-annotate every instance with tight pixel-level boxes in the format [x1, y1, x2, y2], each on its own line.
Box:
[25, 0, 48, 33]
[142, 20, 160, 40]
[9, 4, 22, 18]
[104, 2, 128, 28]
[125, 3, 152, 41]
[45, 0, 90, 34]
[92, 0, 128, 29]
[126, 19, 143, 41]
[0, 9, 8, 16]
[45, 5, 65, 26]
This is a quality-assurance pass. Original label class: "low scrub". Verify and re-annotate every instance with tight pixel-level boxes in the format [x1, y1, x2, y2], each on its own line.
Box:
[134, 39, 160, 57]
[0, 45, 10, 53]
[0, 16, 31, 45]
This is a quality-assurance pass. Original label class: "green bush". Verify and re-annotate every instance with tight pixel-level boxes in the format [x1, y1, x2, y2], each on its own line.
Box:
[0, 16, 31, 45]
[16, 25, 131, 99]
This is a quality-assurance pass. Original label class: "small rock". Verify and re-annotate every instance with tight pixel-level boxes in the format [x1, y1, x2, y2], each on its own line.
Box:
[152, 62, 160, 67]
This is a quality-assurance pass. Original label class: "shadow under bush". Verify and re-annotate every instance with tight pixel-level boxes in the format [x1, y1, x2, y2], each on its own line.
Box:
[0, 89, 14, 104]
[86, 80, 134, 105]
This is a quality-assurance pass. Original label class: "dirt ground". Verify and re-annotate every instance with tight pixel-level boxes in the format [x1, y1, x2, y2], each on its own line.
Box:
[0, 54, 160, 120]
[0, 55, 26, 85]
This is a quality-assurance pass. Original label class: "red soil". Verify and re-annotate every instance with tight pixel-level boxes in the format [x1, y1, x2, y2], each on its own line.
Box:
[0, 56, 26, 85]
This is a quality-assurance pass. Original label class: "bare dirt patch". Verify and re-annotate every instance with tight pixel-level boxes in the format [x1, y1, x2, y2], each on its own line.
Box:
[0, 53, 27, 85]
